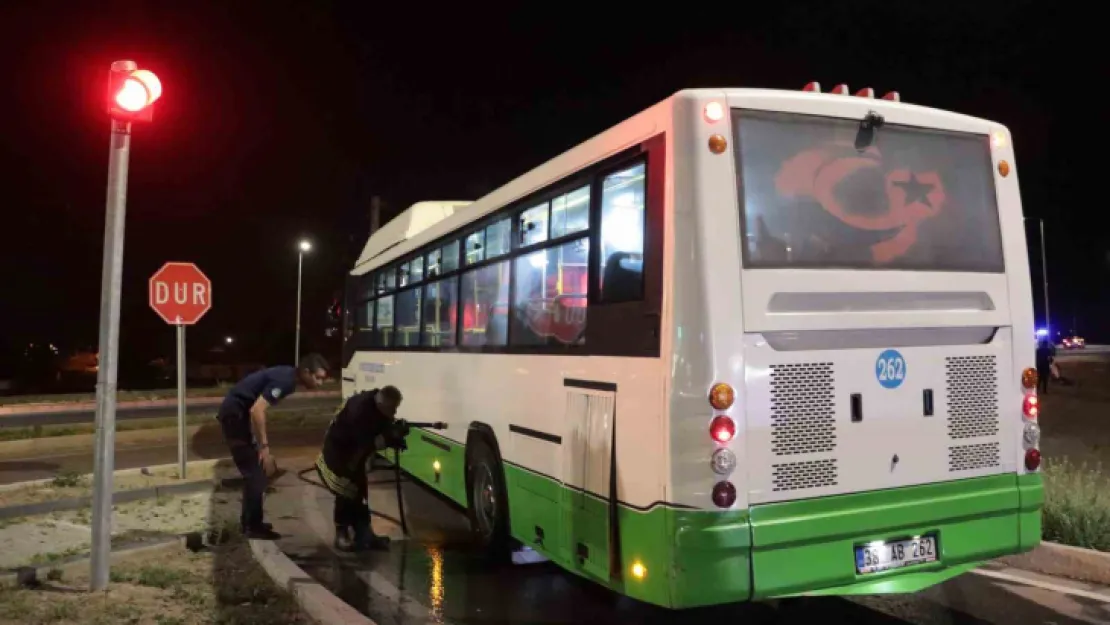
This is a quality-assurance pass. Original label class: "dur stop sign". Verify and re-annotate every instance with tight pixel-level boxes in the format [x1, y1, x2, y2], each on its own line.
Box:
[149, 262, 212, 325]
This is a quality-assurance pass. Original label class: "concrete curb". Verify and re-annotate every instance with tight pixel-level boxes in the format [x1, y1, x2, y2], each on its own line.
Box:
[0, 477, 218, 520]
[0, 533, 186, 586]
[250, 539, 375, 625]
[0, 390, 340, 416]
[998, 540, 1110, 587]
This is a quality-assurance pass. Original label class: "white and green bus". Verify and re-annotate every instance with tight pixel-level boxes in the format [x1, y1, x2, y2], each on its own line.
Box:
[341, 84, 1043, 609]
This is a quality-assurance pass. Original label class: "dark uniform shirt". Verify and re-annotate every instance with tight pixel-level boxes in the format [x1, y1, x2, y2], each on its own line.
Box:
[219, 366, 298, 421]
[315, 389, 394, 500]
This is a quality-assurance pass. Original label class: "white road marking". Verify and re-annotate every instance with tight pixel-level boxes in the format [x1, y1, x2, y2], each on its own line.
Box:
[972, 568, 1110, 603]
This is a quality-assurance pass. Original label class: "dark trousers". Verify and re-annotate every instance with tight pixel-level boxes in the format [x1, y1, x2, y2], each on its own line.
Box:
[218, 413, 267, 531]
[1037, 366, 1049, 394]
[334, 492, 371, 538]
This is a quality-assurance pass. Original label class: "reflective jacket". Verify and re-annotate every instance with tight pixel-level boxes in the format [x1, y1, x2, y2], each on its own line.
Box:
[314, 389, 393, 500]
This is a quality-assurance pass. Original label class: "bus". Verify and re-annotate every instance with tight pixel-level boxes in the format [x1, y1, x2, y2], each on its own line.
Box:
[340, 84, 1043, 609]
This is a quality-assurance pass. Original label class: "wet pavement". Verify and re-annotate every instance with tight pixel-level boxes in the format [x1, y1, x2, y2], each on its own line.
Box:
[263, 458, 1110, 625]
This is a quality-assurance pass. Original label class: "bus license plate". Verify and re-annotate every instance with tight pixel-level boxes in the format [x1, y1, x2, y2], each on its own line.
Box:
[855, 536, 937, 574]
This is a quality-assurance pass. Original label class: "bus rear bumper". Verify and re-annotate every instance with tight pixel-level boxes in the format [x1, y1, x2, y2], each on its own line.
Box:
[744, 473, 1043, 600]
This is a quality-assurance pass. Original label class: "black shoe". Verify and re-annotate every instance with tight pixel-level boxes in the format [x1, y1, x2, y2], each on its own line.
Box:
[245, 526, 281, 540]
[353, 534, 391, 552]
[334, 534, 355, 552]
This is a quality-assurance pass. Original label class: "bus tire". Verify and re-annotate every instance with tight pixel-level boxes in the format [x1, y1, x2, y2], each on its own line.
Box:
[465, 436, 510, 562]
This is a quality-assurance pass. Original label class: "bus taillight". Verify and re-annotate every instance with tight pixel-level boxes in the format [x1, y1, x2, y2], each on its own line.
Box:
[1025, 448, 1042, 471]
[712, 481, 737, 508]
[1023, 394, 1039, 419]
[710, 416, 735, 443]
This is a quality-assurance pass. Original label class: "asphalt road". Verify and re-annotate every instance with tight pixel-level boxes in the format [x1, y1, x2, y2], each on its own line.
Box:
[272, 463, 1110, 625]
[0, 393, 339, 428]
[0, 419, 330, 484]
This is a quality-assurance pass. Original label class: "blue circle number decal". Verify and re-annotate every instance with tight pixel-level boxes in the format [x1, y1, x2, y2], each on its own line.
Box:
[876, 349, 907, 389]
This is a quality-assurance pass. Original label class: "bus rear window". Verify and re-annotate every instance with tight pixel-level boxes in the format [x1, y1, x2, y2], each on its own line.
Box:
[734, 109, 1004, 272]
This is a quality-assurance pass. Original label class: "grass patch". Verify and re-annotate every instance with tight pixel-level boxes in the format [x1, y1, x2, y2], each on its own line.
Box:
[1042, 457, 1110, 552]
[51, 470, 85, 488]
[0, 539, 307, 624]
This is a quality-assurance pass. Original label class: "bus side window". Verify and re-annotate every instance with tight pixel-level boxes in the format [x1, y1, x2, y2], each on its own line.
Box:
[598, 162, 646, 303]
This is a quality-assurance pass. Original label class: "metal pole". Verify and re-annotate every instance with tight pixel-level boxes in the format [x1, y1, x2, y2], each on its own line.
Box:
[91, 60, 136, 591]
[177, 325, 186, 479]
[295, 251, 303, 364]
[1039, 219, 1051, 339]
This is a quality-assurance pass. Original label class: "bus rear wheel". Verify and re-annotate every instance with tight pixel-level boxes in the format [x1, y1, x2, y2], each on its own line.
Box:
[466, 437, 510, 562]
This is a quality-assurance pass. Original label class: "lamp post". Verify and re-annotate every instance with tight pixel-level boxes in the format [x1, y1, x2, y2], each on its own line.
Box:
[295, 240, 312, 364]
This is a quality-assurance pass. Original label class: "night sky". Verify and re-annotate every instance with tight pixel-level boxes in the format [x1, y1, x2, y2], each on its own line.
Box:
[0, 1, 1099, 372]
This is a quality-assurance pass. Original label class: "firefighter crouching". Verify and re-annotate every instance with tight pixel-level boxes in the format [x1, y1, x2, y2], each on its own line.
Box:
[314, 386, 403, 552]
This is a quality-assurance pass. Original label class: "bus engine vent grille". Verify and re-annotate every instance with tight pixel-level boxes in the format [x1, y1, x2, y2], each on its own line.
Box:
[945, 355, 999, 439]
[771, 459, 838, 492]
[948, 442, 1000, 472]
[769, 362, 836, 456]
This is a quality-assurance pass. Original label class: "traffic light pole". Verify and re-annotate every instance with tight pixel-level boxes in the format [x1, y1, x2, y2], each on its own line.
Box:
[90, 61, 137, 592]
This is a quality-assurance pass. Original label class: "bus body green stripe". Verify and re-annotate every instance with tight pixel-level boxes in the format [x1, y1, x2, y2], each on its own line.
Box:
[395, 431, 1043, 609]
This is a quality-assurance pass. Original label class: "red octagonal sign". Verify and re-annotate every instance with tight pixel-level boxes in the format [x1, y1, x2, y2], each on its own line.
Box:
[149, 262, 212, 325]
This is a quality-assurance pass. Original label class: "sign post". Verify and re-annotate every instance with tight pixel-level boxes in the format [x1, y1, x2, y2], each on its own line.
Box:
[149, 262, 213, 480]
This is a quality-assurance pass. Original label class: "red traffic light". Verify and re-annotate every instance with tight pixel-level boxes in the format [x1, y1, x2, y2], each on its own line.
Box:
[108, 64, 162, 122]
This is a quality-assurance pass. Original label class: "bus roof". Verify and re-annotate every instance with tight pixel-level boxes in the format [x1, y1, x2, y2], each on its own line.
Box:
[355, 201, 472, 268]
[351, 87, 1003, 275]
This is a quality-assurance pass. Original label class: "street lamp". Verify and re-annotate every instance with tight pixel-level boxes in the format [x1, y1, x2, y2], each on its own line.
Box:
[295, 240, 312, 364]
[225, 336, 234, 345]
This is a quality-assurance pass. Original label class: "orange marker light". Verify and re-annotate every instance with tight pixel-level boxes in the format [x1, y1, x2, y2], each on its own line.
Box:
[998, 160, 1011, 177]
[709, 383, 735, 410]
[1021, 367, 1037, 389]
[631, 561, 647, 580]
[708, 134, 728, 154]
